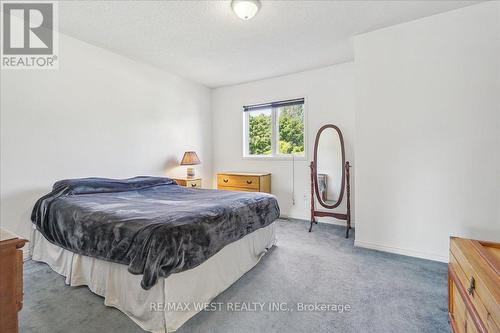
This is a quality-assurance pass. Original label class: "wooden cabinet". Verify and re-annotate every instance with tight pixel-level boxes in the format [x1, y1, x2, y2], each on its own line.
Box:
[174, 177, 202, 189]
[0, 229, 27, 333]
[217, 172, 271, 193]
[448, 237, 500, 333]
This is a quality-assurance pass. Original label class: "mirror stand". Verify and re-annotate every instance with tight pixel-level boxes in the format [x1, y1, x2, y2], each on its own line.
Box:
[309, 160, 352, 238]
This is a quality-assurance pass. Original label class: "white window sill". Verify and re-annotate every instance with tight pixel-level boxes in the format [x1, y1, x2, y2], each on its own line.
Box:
[241, 155, 307, 161]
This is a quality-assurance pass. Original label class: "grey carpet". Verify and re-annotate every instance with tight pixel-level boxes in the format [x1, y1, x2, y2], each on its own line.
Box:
[20, 219, 450, 333]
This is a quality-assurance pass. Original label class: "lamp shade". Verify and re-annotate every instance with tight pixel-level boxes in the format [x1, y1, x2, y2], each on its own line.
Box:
[180, 151, 201, 165]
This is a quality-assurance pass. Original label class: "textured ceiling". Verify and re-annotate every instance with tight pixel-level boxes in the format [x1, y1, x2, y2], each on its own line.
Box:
[59, 0, 479, 87]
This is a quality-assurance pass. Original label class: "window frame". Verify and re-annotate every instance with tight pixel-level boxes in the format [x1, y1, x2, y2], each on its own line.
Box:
[242, 97, 307, 161]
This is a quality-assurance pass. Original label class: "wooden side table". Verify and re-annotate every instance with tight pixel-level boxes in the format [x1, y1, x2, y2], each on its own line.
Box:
[0, 229, 28, 333]
[174, 177, 202, 189]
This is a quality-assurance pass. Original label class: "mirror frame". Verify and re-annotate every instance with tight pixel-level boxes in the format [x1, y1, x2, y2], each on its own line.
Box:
[313, 124, 346, 209]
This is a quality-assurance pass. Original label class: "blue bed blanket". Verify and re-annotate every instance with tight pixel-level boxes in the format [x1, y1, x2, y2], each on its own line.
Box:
[31, 177, 280, 289]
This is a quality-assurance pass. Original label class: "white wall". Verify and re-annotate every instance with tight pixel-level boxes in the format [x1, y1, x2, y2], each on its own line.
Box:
[353, 2, 500, 262]
[212, 63, 355, 223]
[0, 32, 212, 243]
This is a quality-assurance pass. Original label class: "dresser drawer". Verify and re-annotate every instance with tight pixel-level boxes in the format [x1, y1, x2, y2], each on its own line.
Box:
[185, 179, 201, 188]
[217, 186, 257, 192]
[0, 233, 27, 333]
[449, 237, 500, 333]
[217, 175, 260, 190]
[449, 273, 479, 333]
[450, 253, 500, 333]
[174, 178, 202, 188]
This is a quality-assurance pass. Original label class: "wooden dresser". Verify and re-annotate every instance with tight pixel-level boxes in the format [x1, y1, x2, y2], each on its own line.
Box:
[448, 237, 500, 333]
[217, 172, 271, 193]
[0, 229, 27, 333]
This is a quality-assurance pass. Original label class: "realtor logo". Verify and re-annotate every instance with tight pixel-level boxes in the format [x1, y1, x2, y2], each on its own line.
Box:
[1, 1, 58, 69]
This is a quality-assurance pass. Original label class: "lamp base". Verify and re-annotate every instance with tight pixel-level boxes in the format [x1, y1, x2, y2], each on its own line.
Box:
[186, 167, 195, 178]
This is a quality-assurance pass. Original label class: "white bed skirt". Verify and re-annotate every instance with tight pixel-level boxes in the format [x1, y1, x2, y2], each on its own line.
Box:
[31, 222, 277, 333]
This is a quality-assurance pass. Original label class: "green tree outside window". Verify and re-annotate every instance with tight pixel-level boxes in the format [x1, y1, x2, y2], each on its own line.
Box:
[248, 111, 272, 155]
[278, 105, 304, 155]
[247, 103, 304, 156]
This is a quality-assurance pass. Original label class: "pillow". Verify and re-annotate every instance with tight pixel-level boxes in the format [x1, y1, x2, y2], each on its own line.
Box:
[52, 176, 176, 195]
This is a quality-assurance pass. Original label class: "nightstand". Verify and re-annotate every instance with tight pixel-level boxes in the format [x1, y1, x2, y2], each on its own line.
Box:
[0, 229, 27, 333]
[174, 177, 202, 189]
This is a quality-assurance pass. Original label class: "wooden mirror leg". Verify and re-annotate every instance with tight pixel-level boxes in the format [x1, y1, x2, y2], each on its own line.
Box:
[309, 206, 317, 232]
[346, 212, 351, 238]
[309, 161, 315, 232]
[309, 202, 315, 232]
[345, 161, 351, 238]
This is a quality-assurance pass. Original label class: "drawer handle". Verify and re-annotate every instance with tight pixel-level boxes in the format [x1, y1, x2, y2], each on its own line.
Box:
[223, 179, 228, 183]
[246, 180, 253, 184]
[467, 276, 475, 296]
[191, 183, 197, 187]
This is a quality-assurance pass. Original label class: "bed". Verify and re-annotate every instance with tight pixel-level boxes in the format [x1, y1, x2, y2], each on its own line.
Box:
[30, 177, 280, 332]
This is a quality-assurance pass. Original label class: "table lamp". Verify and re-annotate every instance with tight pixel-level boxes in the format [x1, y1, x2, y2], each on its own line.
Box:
[180, 151, 201, 178]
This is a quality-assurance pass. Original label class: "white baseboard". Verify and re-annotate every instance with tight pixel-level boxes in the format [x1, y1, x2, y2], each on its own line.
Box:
[354, 240, 448, 263]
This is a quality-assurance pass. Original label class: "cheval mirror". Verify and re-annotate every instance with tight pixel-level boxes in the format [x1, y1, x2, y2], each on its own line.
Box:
[309, 124, 352, 238]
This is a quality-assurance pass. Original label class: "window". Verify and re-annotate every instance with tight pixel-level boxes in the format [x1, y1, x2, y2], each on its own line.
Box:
[243, 98, 305, 158]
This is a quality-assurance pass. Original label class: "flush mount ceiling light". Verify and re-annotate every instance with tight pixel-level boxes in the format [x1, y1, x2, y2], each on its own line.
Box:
[231, 0, 261, 20]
